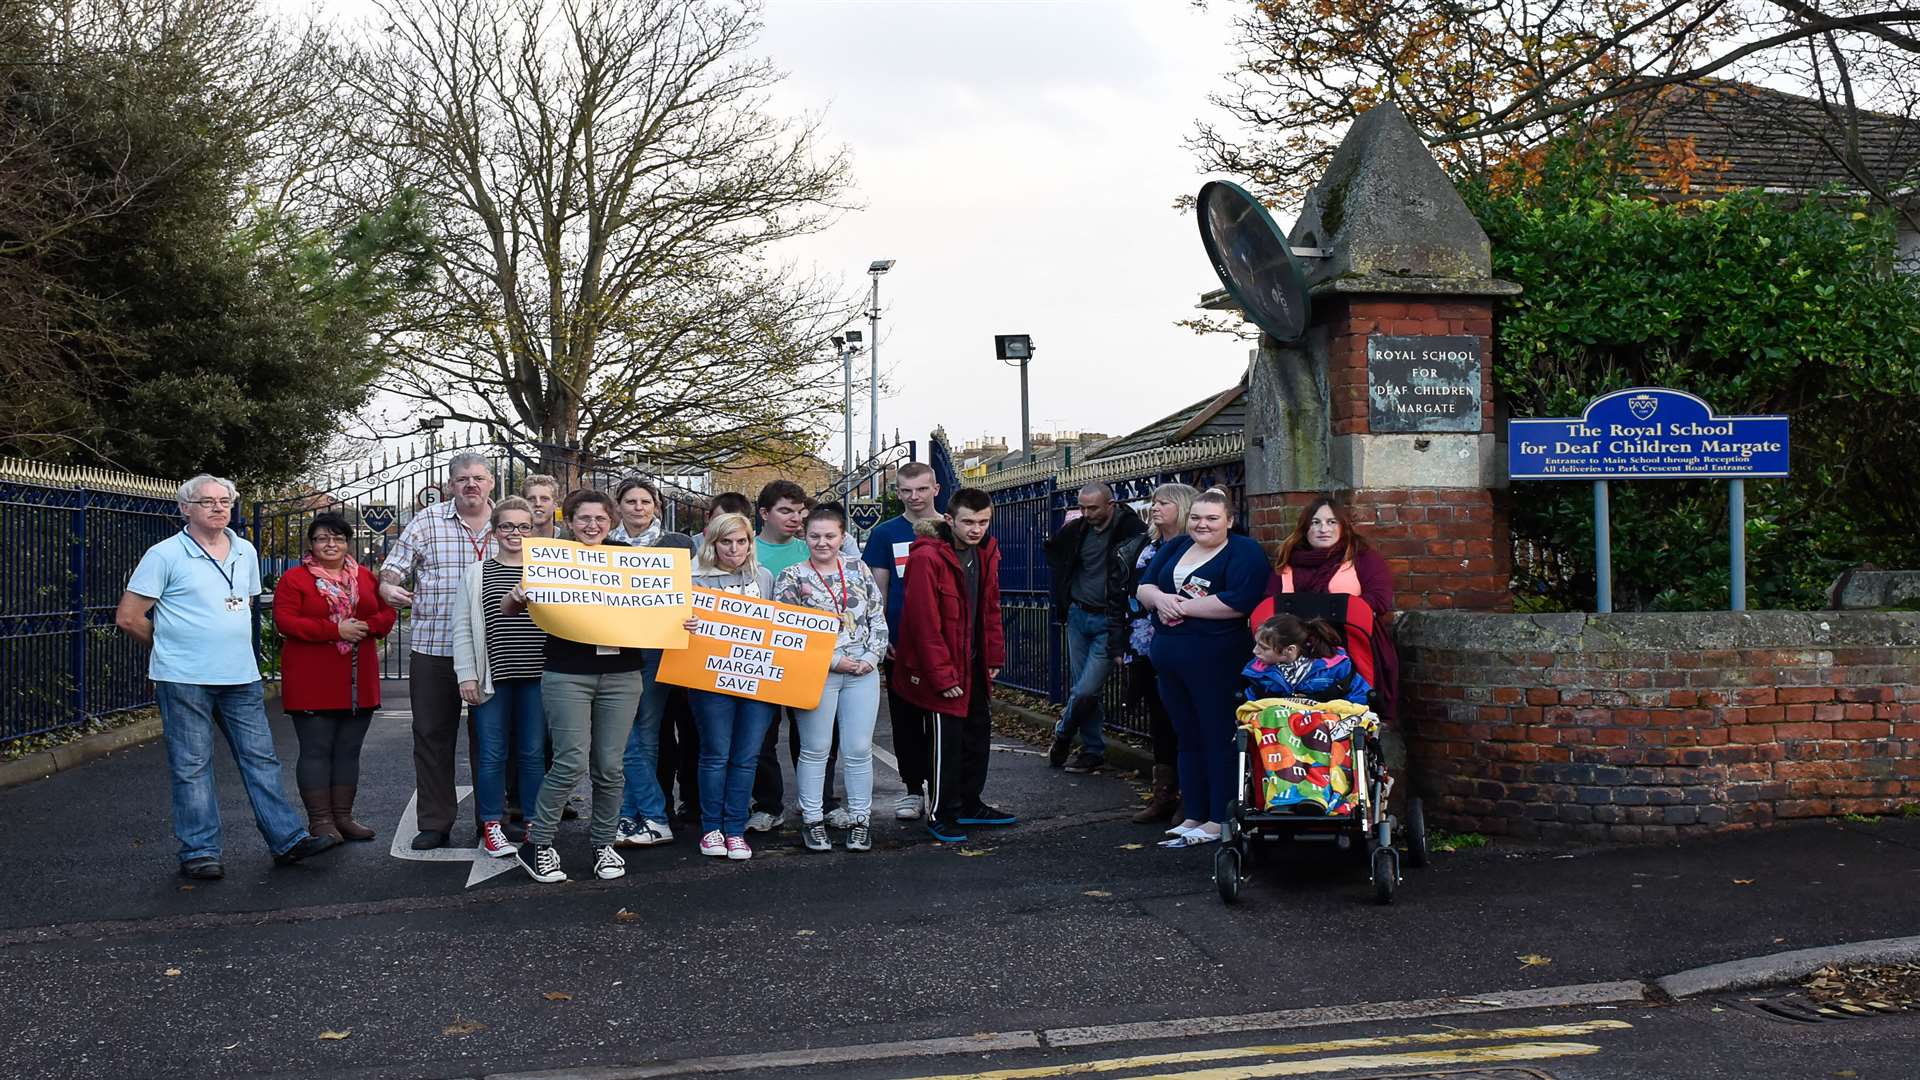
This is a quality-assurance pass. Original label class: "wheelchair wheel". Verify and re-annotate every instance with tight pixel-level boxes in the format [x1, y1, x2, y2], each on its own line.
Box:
[1215, 846, 1242, 905]
[1371, 847, 1397, 905]
[1405, 797, 1430, 869]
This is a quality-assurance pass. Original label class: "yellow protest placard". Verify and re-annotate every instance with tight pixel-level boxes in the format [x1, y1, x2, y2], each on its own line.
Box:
[521, 539, 691, 649]
[654, 587, 840, 710]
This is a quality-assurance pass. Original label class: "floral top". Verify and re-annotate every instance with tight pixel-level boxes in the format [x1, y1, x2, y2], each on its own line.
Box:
[774, 556, 889, 668]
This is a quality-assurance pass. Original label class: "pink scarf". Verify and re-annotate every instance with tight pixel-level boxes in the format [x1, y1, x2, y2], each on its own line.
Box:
[302, 554, 361, 655]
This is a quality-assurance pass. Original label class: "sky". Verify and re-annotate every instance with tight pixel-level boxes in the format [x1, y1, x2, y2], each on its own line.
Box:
[752, 1, 1253, 462]
[292, 0, 1257, 469]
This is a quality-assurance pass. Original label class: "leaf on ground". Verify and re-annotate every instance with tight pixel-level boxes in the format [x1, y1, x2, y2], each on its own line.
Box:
[613, 908, 639, 923]
[541, 991, 572, 1002]
[794, 929, 816, 937]
[1118, 843, 1145, 851]
[1733, 878, 1755, 885]
[1518, 954, 1553, 968]
[178, 885, 194, 892]
[1083, 890, 1113, 898]
[317, 1030, 351, 1041]
[163, 968, 182, 977]
[956, 848, 994, 857]
[442, 1019, 486, 1036]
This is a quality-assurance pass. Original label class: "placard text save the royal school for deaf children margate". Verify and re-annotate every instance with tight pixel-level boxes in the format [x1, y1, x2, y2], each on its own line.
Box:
[521, 539, 692, 649]
[654, 588, 840, 710]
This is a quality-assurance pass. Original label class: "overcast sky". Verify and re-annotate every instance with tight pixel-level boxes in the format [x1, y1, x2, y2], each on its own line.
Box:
[297, 0, 1255, 467]
[754, 1, 1252, 461]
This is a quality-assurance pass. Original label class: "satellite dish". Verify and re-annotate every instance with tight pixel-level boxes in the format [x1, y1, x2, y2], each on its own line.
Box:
[1196, 180, 1311, 343]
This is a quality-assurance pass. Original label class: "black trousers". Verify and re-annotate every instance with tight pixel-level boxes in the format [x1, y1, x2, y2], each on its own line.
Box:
[654, 687, 700, 815]
[927, 664, 991, 822]
[409, 652, 479, 834]
[1128, 658, 1177, 769]
[885, 659, 930, 795]
[751, 707, 839, 814]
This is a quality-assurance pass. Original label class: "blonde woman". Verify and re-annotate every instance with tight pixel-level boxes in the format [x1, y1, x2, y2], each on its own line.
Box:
[1111, 483, 1198, 824]
[680, 512, 777, 860]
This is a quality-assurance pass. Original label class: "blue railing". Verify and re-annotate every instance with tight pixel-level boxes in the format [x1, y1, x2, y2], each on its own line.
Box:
[0, 463, 180, 747]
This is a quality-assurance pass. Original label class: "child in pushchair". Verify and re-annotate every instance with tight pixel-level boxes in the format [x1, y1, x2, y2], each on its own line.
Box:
[1242, 614, 1373, 707]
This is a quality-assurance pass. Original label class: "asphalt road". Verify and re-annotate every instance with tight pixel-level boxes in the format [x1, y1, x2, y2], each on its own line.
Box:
[2, 681, 1918, 1079]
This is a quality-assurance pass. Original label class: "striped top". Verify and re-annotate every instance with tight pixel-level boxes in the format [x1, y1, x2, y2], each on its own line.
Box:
[481, 559, 546, 680]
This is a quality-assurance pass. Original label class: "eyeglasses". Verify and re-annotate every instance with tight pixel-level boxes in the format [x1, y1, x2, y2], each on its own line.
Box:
[494, 522, 534, 534]
[189, 499, 233, 509]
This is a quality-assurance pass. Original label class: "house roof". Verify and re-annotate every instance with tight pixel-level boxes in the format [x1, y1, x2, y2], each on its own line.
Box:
[1083, 382, 1246, 461]
[1628, 81, 1920, 200]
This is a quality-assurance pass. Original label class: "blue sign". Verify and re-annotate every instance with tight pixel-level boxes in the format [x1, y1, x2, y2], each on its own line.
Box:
[1509, 388, 1789, 480]
[360, 503, 397, 534]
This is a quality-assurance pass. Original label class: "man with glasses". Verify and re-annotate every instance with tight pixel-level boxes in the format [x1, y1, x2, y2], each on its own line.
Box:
[379, 453, 497, 849]
[116, 475, 339, 879]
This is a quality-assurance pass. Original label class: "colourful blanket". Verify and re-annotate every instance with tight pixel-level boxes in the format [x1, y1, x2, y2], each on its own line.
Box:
[1237, 698, 1379, 815]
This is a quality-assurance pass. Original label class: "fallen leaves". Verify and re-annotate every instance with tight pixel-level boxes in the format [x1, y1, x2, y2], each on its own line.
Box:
[1118, 843, 1145, 851]
[956, 848, 994, 857]
[317, 1030, 351, 1041]
[442, 1019, 486, 1036]
[613, 908, 639, 924]
[1517, 954, 1553, 968]
[794, 929, 817, 937]
[541, 991, 572, 1002]
[1733, 878, 1755, 886]
[163, 968, 182, 977]
[1083, 890, 1113, 898]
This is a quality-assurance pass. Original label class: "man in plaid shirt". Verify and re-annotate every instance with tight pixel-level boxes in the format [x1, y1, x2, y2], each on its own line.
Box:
[379, 453, 496, 849]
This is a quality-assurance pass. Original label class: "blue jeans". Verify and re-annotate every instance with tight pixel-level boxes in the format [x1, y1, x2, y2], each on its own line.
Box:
[795, 668, 881, 821]
[1055, 606, 1111, 759]
[472, 676, 546, 823]
[619, 649, 670, 823]
[688, 689, 776, 836]
[153, 680, 308, 863]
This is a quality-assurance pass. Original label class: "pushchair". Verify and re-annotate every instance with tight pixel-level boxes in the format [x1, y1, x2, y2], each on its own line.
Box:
[1213, 589, 1426, 904]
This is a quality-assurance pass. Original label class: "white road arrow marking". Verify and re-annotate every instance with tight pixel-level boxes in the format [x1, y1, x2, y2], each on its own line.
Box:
[387, 785, 521, 888]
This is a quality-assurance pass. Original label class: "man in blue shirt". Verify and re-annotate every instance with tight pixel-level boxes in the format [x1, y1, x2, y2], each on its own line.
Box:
[861, 462, 942, 820]
[116, 474, 337, 880]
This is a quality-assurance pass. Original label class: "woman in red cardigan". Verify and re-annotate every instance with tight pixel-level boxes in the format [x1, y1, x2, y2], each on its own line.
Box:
[274, 512, 397, 842]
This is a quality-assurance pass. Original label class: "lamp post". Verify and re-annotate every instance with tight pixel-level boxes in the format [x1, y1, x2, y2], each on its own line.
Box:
[836, 331, 864, 497]
[867, 259, 894, 496]
[995, 334, 1034, 461]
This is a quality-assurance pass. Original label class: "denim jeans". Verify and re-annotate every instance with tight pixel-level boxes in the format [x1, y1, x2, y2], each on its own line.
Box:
[153, 680, 308, 863]
[1055, 605, 1111, 759]
[533, 669, 643, 846]
[687, 689, 776, 836]
[472, 676, 546, 823]
[619, 649, 671, 823]
[794, 668, 881, 822]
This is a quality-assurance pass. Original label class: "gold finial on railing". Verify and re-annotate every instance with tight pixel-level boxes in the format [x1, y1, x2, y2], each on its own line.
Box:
[0, 457, 180, 498]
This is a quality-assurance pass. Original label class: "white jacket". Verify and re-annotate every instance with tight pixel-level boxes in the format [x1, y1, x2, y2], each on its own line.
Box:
[451, 559, 508, 702]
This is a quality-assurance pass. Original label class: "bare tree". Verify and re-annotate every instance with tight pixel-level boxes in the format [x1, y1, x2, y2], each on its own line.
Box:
[1191, 0, 1920, 227]
[329, 0, 856, 477]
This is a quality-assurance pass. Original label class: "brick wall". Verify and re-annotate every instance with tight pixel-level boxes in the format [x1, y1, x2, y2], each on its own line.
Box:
[1398, 610, 1920, 841]
[1246, 489, 1512, 612]
[1323, 296, 1496, 437]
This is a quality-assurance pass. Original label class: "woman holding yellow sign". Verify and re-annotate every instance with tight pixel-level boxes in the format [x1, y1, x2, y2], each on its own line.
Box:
[774, 504, 889, 854]
[681, 512, 777, 861]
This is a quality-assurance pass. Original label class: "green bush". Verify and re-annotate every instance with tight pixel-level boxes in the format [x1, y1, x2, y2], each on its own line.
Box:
[1464, 133, 1920, 610]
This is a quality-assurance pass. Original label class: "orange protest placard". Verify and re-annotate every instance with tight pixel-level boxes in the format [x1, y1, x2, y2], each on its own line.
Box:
[654, 587, 840, 710]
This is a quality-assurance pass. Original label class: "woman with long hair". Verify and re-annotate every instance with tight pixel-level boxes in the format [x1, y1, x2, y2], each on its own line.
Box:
[681, 512, 777, 860]
[1271, 496, 1399, 721]
[1110, 483, 1197, 824]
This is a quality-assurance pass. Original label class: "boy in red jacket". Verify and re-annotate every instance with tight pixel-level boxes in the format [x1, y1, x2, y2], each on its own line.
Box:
[894, 487, 1009, 843]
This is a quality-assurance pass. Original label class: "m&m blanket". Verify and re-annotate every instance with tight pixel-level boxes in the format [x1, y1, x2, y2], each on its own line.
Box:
[1235, 698, 1379, 815]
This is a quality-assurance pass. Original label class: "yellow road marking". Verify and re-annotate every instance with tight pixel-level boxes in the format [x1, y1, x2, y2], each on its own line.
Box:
[1120, 1040, 1606, 1079]
[904, 1020, 1631, 1080]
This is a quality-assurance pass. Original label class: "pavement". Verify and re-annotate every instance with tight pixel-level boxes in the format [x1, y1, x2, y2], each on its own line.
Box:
[3, 681, 1919, 1079]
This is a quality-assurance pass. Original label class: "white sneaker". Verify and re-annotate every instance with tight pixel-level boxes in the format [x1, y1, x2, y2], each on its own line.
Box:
[627, 819, 674, 846]
[745, 810, 785, 834]
[614, 817, 644, 847]
[479, 820, 513, 858]
[699, 830, 727, 857]
[594, 844, 626, 880]
[894, 793, 923, 821]
[826, 806, 855, 830]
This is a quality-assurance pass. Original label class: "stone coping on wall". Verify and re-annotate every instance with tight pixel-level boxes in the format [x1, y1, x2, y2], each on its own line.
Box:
[1394, 610, 1920, 842]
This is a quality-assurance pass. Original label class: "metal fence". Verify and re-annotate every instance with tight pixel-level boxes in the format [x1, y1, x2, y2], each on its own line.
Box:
[0, 460, 180, 747]
[983, 434, 1248, 739]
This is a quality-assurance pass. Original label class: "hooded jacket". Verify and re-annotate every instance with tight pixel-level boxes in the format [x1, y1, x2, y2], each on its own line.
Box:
[893, 518, 1005, 716]
[1044, 508, 1146, 618]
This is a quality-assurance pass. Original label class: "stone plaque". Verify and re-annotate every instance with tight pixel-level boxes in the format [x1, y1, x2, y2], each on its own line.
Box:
[1367, 335, 1483, 433]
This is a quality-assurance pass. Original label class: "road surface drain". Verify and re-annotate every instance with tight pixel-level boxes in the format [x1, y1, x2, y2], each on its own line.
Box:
[1726, 990, 1905, 1024]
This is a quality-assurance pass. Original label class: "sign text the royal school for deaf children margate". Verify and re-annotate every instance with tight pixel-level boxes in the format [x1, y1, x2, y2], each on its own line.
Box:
[521, 539, 692, 649]
[655, 588, 841, 710]
[1508, 388, 1789, 480]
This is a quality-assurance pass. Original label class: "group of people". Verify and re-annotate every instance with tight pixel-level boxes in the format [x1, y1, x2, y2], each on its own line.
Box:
[118, 459, 1019, 884]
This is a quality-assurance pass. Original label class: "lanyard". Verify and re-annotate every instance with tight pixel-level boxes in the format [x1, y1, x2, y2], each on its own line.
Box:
[183, 529, 239, 598]
[810, 558, 849, 615]
[462, 520, 493, 563]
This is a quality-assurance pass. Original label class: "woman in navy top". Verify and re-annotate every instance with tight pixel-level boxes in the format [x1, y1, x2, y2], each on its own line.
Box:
[1137, 489, 1270, 848]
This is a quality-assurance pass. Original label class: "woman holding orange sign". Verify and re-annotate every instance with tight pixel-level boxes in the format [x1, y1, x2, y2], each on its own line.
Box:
[681, 512, 778, 861]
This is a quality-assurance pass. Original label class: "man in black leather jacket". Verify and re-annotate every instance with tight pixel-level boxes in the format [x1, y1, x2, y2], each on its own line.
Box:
[1043, 482, 1146, 771]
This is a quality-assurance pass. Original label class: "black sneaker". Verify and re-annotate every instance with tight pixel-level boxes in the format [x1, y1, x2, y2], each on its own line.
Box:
[845, 818, 872, 852]
[958, 803, 1017, 827]
[1048, 732, 1073, 768]
[179, 857, 224, 880]
[1063, 753, 1104, 775]
[517, 841, 568, 883]
[274, 834, 340, 865]
[801, 819, 832, 852]
[926, 817, 969, 844]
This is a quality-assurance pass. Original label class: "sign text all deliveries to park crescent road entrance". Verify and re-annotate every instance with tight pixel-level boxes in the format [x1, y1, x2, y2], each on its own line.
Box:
[655, 588, 840, 710]
[1508, 387, 1789, 480]
[521, 539, 692, 649]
